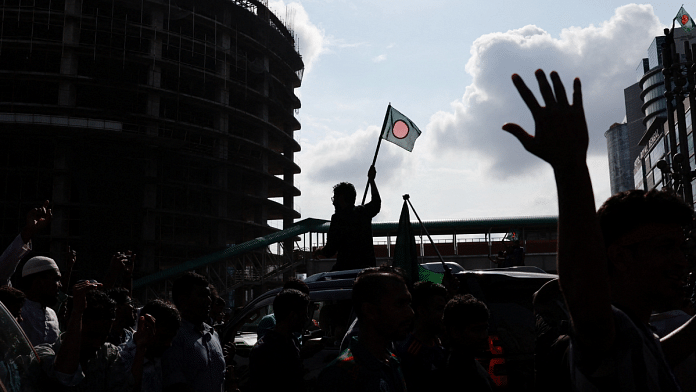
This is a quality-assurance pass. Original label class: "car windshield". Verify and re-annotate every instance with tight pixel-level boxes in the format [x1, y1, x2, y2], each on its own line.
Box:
[0, 302, 41, 392]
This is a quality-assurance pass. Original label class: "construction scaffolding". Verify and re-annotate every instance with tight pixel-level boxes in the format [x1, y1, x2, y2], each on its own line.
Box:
[0, 0, 304, 299]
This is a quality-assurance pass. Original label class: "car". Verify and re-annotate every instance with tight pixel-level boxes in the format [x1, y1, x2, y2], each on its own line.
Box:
[0, 301, 42, 392]
[223, 265, 557, 391]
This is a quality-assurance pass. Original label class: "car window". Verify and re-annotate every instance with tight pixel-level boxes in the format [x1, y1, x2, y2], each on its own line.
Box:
[0, 302, 41, 392]
[312, 298, 353, 346]
[238, 303, 273, 334]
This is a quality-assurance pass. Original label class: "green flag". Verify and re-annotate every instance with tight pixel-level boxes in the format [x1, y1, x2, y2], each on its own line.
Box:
[381, 105, 422, 152]
[677, 6, 695, 34]
[418, 265, 445, 284]
[393, 200, 420, 285]
[393, 200, 445, 285]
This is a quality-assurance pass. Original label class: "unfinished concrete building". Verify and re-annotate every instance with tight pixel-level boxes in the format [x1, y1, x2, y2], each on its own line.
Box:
[0, 0, 303, 302]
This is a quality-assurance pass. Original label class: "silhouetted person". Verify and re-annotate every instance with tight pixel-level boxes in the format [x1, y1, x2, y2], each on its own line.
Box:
[434, 294, 495, 392]
[35, 281, 128, 391]
[318, 268, 413, 392]
[503, 69, 695, 391]
[256, 277, 310, 341]
[162, 272, 225, 392]
[395, 281, 448, 392]
[19, 256, 62, 346]
[120, 299, 182, 392]
[315, 166, 381, 271]
[249, 289, 310, 392]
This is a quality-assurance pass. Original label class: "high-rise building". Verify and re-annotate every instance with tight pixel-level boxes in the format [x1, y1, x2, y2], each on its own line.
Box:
[605, 122, 634, 194]
[624, 29, 696, 207]
[0, 0, 303, 290]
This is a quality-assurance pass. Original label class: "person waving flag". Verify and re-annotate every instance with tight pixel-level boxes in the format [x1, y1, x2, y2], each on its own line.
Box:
[360, 104, 422, 204]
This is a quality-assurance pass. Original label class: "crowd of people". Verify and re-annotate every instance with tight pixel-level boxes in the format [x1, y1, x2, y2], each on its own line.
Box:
[0, 202, 233, 391]
[3, 69, 696, 392]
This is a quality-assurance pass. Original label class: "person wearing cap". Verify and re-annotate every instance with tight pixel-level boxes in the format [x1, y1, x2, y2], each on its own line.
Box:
[0, 200, 52, 286]
[19, 255, 62, 346]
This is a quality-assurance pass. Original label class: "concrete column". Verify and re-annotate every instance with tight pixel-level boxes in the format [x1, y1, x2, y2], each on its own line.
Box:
[58, 0, 82, 107]
[50, 142, 69, 262]
[146, 6, 164, 136]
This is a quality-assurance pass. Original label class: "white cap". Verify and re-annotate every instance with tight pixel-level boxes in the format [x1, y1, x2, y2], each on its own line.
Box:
[22, 256, 59, 277]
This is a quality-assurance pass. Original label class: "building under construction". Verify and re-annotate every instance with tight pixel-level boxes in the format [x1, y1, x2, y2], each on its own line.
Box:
[0, 0, 303, 302]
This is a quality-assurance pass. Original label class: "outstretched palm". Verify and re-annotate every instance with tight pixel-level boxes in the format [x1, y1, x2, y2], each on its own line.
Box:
[503, 70, 588, 169]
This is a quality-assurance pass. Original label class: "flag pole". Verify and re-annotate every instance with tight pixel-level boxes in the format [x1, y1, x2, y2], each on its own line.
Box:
[404, 195, 450, 272]
[361, 103, 391, 205]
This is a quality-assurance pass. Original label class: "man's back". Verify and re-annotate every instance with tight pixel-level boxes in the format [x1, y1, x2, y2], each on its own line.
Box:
[328, 202, 380, 271]
[249, 329, 304, 392]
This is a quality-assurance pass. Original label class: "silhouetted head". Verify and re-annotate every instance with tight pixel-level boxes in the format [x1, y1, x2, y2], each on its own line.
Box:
[410, 281, 447, 334]
[172, 272, 211, 324]
[81, 290, 117, 352]
[443, 294, 489, 354]
[283, 277, 310, 295]
[20, 256, 62, 306]
[140, 299, 181, 357]
[353, 266, 413, 341]
[598, 189, 692, 249]
[107, 287, 136, 328]
[333, 182, 356, 208]
[599, 189, 693, 305]
[274, 289, 310, 333]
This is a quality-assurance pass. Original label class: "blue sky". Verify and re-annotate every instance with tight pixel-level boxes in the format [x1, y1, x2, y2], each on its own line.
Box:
[267, 1, 685, 225]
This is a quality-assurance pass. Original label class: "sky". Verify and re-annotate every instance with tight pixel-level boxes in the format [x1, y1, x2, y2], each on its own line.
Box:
[266, 1, 684, 225]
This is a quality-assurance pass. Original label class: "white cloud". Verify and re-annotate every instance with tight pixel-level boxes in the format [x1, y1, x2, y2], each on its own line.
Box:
[427, 4, 663, 182]
[373, 54, 387, 63]
[268, 1, 325, 75]
[295, 4, 665, 222]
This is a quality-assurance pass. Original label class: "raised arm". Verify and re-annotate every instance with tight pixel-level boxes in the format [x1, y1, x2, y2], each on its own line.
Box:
[367, 166, 380, 205]
[0, 201, 52, 286]
[502, 70, 614, 354]
[54, 281, 100, 374]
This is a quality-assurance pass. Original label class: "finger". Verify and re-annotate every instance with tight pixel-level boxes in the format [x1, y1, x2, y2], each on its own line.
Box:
[535, 69, 556, 107]
[550, 71, 569, 107]
[511, 74, 542, 115]
[572, 78, 583, 111]
[502, 123, 534, 149]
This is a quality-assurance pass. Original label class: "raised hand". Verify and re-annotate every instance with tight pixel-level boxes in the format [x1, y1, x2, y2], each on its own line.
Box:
[502, 70, 588, 169]
[367, 165, 377, 182]
[21, 200, 52, 243]
[71, 280, 101, 314]
[134, 314, 156, 349]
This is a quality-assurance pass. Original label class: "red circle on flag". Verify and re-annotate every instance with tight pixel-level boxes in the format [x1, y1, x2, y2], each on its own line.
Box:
[684, 14, 690, 25]
[392, 120, 409, 139]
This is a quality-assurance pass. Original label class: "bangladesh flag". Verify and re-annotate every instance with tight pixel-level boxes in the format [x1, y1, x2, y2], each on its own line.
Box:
[677, 6, 694, 34]
[381, 105, 422, 152]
